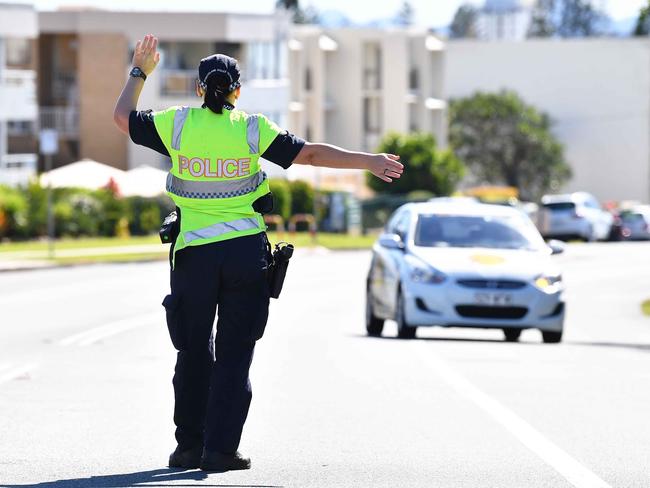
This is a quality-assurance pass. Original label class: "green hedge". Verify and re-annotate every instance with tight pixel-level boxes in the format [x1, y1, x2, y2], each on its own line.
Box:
[0, 183, 175, 240]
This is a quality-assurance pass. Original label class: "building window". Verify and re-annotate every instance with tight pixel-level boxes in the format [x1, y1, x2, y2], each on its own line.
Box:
[409, 105, 418, 133]
[304, 67, 312, 91]
[6, 38, 32, 67]
[362, 42, 382, 90]
[363, 97, 381, 133]
[409, 67, 419, 92]
[7, 120, 35, 136]
[246, 41, 278, 80]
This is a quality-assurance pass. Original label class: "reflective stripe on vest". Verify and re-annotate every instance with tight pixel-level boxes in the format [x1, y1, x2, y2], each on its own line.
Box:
[166, 171, 267, 199]
[246, 115, 260, 154]
[184, 216, 261, 244]
[172, 107, 191, 151]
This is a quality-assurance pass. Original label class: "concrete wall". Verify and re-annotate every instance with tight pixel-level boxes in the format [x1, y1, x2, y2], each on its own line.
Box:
[78, 33, 128, 169]
[446, 39, 650, 203]
[0, 3, 37, 38]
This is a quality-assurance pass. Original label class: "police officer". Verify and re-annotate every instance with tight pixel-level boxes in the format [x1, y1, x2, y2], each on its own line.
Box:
[113, 35, 403, 472]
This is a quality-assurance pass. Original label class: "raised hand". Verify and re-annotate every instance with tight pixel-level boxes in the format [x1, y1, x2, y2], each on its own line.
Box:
[368, 153, 404, 183]
[132, 34, 160, 76]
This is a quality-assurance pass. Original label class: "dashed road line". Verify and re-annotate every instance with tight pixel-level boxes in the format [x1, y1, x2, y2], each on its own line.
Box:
[418, 343, 612, 488]
[0, 363, 38, 385]
[58, 311, 161, 346]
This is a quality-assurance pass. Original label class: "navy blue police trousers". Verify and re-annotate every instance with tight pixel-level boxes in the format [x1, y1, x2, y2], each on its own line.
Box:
[162, 233, 271, 454]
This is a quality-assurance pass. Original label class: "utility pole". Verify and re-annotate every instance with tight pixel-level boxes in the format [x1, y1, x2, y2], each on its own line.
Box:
[39, 129, 58, 259]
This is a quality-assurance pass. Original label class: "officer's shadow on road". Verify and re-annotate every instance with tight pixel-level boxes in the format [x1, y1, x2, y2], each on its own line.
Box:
[4, 468, 284, 488]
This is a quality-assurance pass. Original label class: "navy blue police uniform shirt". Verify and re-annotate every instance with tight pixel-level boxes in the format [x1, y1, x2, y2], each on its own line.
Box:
[128, 110, 305, 169]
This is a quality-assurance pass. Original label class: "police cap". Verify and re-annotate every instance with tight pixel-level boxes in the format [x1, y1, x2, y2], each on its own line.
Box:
[198, 54, 241, 93]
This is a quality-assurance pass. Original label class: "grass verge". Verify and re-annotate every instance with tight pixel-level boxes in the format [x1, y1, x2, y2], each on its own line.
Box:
[0, 232, 375, 267]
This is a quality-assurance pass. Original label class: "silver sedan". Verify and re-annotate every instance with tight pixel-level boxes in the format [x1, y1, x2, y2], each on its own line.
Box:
[366, 201, 566, 343]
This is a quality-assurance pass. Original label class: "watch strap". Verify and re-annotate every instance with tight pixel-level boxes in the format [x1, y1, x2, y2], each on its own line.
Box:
[130, 67, 147, 81]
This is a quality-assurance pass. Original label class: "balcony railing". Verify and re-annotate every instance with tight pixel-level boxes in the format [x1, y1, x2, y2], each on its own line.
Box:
[51, 72, 78, 103]
[160, 69, 196, 97]
[0, 153, 37, 187]
[39, 107, 79, 138]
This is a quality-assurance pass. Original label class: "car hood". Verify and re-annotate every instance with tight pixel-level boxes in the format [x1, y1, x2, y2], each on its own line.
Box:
[409, 246, 558, 280]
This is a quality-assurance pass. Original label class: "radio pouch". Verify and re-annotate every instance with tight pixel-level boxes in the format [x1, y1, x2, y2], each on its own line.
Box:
[159, 209, 180, 244]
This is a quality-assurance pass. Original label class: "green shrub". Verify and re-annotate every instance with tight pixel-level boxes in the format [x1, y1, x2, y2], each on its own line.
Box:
[126, 196, 164, 235]
[268, 178, 291, 220]
[24, 182, 47, 238]
[289, 179, 314, 215]
[0, 185, 28, 239]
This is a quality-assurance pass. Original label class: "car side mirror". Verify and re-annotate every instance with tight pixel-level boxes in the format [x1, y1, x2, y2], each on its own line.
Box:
[378, 233, 405, 251]
[547, 239, 565, 255]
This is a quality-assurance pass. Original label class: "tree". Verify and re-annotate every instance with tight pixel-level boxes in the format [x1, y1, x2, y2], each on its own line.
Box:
[289, 180, 314, 215]
[276, 0, 319, 24]
[527, 0, 556, 38]
[449, 4, 478, 39]
[269, 179, 292, 220]
[634, 1, 650, 36]
[557, 0, 605, 37]
[395, 1, 414, 26]
[366, 133, 464, 196]
[449, 91, 571, 201]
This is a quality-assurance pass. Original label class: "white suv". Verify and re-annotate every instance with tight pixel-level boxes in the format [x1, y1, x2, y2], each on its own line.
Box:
[540, 192, 612, 241]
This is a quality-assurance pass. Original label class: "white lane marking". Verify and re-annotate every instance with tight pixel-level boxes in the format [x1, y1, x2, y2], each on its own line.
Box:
[59, 312, 161, 346]
[418, 344, 612, 488]
[0, 363, 37, 385]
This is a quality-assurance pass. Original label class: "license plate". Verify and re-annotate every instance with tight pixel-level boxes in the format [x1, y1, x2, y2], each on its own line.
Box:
[474, 292, 513, 306]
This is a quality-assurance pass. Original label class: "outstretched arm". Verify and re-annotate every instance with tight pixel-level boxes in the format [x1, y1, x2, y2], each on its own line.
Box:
[293, 142, 403, 183]
[113, 34, 160, 135]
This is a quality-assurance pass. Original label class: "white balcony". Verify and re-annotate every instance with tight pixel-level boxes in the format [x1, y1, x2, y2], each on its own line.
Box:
[0, 153, 37, 187]
[40, 107, 79, 138]
[0, 70, 37, 122]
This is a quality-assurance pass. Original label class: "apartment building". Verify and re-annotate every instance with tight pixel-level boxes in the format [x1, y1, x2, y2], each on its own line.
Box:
[0, 3, 38, 186]
[287, 26, 446, 194]
[38, 9, 290, 171]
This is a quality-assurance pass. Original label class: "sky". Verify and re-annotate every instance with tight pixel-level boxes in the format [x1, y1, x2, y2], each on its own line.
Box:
[7, 0, 648, 26]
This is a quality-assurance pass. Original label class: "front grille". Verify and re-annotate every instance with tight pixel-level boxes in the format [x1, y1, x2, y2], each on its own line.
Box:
[455, 305, 528, 319]
[457, 279, 527, 290]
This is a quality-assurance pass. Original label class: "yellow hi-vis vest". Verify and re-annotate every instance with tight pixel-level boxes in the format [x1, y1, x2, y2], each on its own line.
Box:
[153, 106, 281, 263]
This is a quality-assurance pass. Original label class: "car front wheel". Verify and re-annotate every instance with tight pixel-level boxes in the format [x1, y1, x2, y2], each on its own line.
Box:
[541, 330, 563, 343]
[503, 328, 522, 342]
[396, 290, 417, 339]
[365, 291, 384, 337]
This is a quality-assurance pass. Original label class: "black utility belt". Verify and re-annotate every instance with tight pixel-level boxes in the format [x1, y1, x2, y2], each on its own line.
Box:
[159, 192, 275, 245]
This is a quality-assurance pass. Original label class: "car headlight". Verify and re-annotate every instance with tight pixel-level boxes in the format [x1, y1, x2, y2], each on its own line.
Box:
[534, 273, 562, 292]
[405, 254, 446, 284]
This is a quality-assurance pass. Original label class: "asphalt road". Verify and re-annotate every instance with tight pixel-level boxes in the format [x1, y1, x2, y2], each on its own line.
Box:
[1, 242, 649, 488]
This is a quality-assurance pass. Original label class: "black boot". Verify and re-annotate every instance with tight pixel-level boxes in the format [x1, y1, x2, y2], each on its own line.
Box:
[168, 445, 203, 469]
[200, 450, 251, 472]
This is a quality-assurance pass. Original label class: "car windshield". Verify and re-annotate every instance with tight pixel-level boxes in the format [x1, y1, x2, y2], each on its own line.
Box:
[620, 211, 644, 223]
[543, 202, 575, 211]
[414, 214, 546, 251]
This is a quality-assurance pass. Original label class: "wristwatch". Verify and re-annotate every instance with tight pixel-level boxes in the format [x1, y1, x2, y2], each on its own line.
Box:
[129, 66, 147, 81]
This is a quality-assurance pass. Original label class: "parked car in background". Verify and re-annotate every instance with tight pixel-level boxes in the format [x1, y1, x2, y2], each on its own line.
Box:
[540, 192, 612, 241]
[620, 207, 650, 240]
[366, 201, 565, 343]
